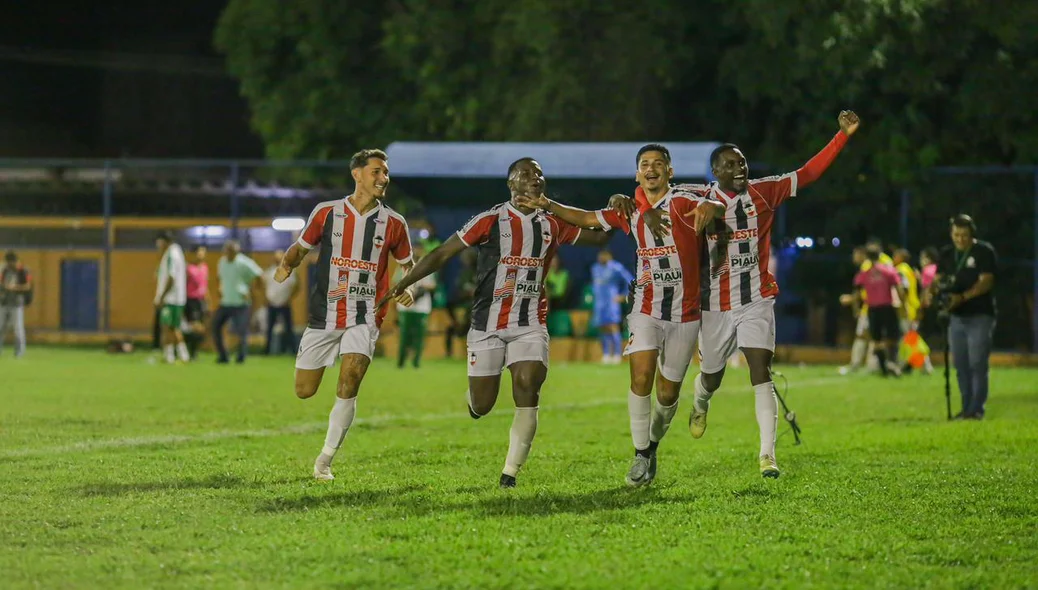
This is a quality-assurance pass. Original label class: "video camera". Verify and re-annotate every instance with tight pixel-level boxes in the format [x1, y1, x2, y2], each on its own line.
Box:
[931, 275, 957, 324]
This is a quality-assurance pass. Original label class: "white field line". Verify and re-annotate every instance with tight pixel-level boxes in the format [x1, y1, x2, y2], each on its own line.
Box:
[1, 376, 846, 459]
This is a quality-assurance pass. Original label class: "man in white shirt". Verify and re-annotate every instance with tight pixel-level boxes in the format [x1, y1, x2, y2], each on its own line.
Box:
[395, 244, 437, 368]
[154, 231, 190, 364]
[262, 249, 300, 355]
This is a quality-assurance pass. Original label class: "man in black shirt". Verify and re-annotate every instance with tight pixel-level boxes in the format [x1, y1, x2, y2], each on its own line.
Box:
[933, 215, 997, 419]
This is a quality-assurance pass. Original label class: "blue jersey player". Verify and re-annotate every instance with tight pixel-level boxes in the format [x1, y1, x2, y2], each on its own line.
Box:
[591, 249, 634, 364]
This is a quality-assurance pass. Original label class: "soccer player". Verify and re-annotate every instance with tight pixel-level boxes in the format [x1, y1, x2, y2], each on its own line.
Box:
[273, 149, 416, 481]
[379, 157, 612, 488]
[184, 244, 210, 359]
[154, 231, 190, 364]
[590, 249, 634, 364]
[513, 144, 724, 487]
[688, 110, 860, 479]
[854, 247, 906, 377]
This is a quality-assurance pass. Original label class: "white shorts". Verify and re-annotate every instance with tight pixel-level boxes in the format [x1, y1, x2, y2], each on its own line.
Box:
[623, 313, 701, 383]
[295, 325, 379, 370]
[699, 298, 776, 374]
[855, 311, 870, 338]
[467, 325, 549, 377]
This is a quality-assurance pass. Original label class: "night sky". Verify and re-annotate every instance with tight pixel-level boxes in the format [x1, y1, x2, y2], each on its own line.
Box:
[0, 1, 261, 158]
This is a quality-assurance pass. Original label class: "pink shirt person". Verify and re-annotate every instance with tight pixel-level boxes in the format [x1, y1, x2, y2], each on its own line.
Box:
[186, 262, 209, 300]
[920, 263, 937, 290]
[854, 263, 900, 307]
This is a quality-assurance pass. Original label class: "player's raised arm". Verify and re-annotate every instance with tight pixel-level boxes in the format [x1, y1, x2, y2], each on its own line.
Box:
[377, 235, 467, 309]
[274, 242, 308, 283]
[795, 110, 860, 189]
[513, 194, 609, 230]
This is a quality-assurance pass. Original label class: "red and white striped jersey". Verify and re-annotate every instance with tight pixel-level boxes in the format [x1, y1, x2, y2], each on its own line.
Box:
[298, 197, 412, 330]
[596, 186, 715, 323]
[458, 202, 581, 332]
[700, 173, 795, 311]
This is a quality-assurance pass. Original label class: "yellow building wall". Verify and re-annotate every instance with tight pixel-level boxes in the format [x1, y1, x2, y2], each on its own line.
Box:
[18, 249, 318, 332]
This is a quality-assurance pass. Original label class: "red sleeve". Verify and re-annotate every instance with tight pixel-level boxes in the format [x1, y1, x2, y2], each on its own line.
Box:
[298, 205, 331, 249]
[389, 217, 413, 264]
[553, 217, 582, 245]
[853, 271, 865, 287]
[593, 208, 630, 234]
[750, 131, 849, 209]
[634, 186, 651, 213]
[796, 131, 849, 188]
[456, 211, 496, 246]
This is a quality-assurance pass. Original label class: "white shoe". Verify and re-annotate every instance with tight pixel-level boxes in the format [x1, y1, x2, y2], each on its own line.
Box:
[313, 458, 335, 481]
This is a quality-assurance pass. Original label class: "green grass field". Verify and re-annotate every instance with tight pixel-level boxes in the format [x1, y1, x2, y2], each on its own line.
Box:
[2, 348, 1037, 589]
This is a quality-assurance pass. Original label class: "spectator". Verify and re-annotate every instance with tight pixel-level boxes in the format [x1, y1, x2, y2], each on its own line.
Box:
[214, 240, 263, 364]
[0, 251, 32, 358]
[262, 249, 300, 355]
[154, 231, 190, 364]
[933, 215, 997, 420]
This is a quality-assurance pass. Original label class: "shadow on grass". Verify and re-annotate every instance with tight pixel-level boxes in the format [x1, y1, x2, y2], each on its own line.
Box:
[257, 484, 428, 513]
[469, 486, 698, 517]
[257, 484, 697, 518]
[78, 473, 309, 496]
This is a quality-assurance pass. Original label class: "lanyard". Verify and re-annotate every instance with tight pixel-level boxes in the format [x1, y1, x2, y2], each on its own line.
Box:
[954, 244, 973, 274]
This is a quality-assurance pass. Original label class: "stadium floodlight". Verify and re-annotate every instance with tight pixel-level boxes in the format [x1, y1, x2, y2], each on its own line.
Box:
[272, 217, 306, 231]
[803, 237, 814, 248]
[419, 229, 430, 240]
[832, 237, 841, 247]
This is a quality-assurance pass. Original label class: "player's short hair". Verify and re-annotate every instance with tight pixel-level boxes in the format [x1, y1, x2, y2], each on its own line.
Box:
[4, 250, 16, 263]
[636, 144, 671, 165]
[191, 243, 205, 252]
[350, 149, 388, 170]
[507, 157, 536, 178]
[895, 248, 911, 260]
[950, 214, 977, 235]
[865, 245, 882, 262]
[155, 230, 174, 243]
[709, 143, 740, 169]
[921, 246, 939, 262]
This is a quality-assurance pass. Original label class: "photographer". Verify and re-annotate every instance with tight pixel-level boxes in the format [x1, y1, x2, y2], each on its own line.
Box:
[930, 215, 997, 420]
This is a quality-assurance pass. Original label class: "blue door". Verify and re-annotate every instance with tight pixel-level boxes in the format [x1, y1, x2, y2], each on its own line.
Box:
[61, 260, 99, 331]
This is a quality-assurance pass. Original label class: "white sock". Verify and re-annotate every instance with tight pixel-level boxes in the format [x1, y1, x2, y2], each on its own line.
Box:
[320, 397, 357, 462]
[176, 342, 190, 362]
[649, 398, 679, 443]
[865, 341, 878, 370]
[754, 382, 778, 458]
[693, 373, 715, 413]
[628, 391, 651, 451]
[503, 407, 539, 477]
[164, 344, 175, 364]
[850, 339, 867, 368]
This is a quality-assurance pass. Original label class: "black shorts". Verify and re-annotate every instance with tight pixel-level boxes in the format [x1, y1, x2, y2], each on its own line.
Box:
[867, 305, 900, 342]
[185, 298, 208, 323]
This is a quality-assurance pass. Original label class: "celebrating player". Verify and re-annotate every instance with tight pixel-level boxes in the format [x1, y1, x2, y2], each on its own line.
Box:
[687, 110, 861, 478]
[514, 144, 724, 487]
[379, 158, 612, 488]
[274, 149, 416, 481]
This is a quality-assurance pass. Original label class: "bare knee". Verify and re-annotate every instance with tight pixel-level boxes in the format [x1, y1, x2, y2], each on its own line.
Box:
[630, 369, 654, 396]
[655, 375, 680, 406]
[469, 376, 501, 415]
[701, 369, 724, 393]
[295, 381, 319, 399]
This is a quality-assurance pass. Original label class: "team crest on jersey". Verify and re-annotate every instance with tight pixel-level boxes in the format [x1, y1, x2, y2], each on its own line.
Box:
[373, 234, 384, 248]
[541, 229, 552, 243]
[742, 200, 758, 217]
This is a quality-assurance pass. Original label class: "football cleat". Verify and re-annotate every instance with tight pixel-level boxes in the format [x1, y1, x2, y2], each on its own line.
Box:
[313, 457, 335, 481]
[759, 455, 780, 479]
[625, 454, 653, 487]
[499, 473, 517, 488]
[689, 405, 709, 439]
